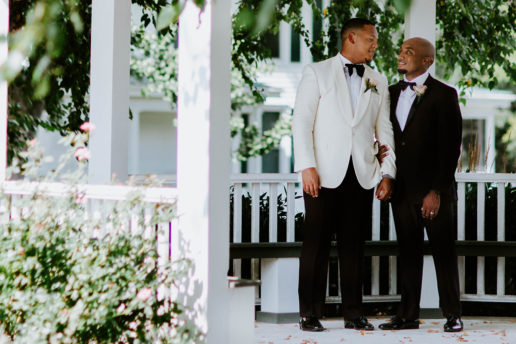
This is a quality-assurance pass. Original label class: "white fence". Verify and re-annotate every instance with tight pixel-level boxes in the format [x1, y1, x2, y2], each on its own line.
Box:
[3, 172, 516, 305]
[2, 180, 177, 264]
[228, 172, 516, 304]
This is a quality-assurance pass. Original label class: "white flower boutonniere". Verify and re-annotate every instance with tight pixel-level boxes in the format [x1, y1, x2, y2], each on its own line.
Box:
[364, 78, 379, 94]
[413, 85, 427, 104]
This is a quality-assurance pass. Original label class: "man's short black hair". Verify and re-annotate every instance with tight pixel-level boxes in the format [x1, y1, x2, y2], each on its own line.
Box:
[340, 18, 375, 39]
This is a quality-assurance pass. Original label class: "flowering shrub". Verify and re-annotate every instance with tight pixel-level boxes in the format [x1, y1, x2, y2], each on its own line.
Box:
[0, 128, 202, 343]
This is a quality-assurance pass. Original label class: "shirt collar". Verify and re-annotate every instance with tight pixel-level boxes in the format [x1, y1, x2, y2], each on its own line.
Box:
[404, 71, 430, 86]
[339, 53, 360, 68]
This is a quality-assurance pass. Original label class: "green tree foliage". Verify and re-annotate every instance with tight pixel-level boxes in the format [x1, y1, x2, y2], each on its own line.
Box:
[306, 0, 404, 79]
[1, 0, 515, 164]
[437, 0, 516, 93]
[3, 0, 91, 163]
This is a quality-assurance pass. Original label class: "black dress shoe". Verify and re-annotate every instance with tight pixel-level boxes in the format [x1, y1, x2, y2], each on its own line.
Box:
[344, 316, 374, 330]
[444, 316, 463, 332]
[299, 317, 325, 332]
[379, 316, 420, 330]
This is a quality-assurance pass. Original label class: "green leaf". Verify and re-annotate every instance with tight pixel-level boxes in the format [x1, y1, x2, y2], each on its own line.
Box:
[33, 75, 50, 99]
[69, 11, 84, 33]
[32, 55, 51, 84]
[157, 5, 180, 31]
[252, 0, 279, 35]
[393, 0, 412, 15]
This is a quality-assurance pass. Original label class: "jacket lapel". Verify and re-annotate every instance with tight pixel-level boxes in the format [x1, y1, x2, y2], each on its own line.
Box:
[352, 66, 372, 126]
[390, 85, 402, 133]
[332, 55, 354, 125]
[403, 75, 432, 130]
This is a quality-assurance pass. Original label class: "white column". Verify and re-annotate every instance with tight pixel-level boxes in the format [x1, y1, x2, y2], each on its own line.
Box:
[88, 0, 131, 184]
[260, 258, 300, 315]
[279, 21, 290, 64]
[176, 0, 231, 342]
[0, 0, 8, 181]
[420, 256, 440, 309]
[405, 0, 436, 75]
[301, 2, 313, 64]
[405, 0, 439, 310]
[228, 283, 255, 344]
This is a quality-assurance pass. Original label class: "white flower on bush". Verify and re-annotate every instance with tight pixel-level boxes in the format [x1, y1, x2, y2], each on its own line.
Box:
[74, 147, 91, 161]
[116, 303, 126, 313]
[79, 122, 95, 132]
[137, 287, 153, 301]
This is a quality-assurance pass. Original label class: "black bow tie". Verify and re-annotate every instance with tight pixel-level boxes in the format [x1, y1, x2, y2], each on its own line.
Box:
[398, 80, 417, 91]
[345, 63, 365, 77]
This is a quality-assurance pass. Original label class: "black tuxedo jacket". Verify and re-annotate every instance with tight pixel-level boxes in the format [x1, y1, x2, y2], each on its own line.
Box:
[389, 75, 462, 202]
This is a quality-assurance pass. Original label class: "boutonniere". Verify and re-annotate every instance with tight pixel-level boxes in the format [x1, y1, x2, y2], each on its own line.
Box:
[413, 85, 427, 103]
[364, 78, 379, 94]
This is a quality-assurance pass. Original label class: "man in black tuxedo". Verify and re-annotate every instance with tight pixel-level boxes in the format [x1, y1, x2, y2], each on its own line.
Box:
[378, 37, 463, 332]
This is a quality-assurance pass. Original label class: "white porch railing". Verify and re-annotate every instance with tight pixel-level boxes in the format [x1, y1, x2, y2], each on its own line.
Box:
[4, 172, 515, 306]
[228, 172, 516, 304]
[456, 173, 516, 302]
[2, 180, 177, 264]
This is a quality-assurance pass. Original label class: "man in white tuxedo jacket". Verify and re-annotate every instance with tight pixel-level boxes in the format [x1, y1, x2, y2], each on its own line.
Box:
[293, 18, 396, 332]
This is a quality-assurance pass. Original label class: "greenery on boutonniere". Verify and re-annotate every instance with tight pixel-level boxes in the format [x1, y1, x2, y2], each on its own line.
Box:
[364, 78, 379, 94]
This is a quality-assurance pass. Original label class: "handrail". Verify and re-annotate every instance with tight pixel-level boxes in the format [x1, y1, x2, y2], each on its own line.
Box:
[1, 180, 177, 203]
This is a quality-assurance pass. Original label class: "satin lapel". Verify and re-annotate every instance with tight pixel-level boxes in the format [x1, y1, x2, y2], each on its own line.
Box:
[332, 56, 354, 125]
[403, 98, 418, 130]
[390, 85, 402, 133]
[404, 76, 432, 130]
[352, 67, 372, 126]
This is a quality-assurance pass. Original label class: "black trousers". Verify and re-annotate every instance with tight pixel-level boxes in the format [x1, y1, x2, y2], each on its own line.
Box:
[298, 160, 373, 320]
[391, 194, 461, 320]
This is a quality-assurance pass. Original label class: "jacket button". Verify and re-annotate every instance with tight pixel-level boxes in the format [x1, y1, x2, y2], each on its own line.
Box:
[401, 141, 406, 146]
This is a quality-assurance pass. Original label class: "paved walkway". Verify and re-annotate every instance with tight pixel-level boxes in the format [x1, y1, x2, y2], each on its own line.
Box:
[255, 317, 516, 344]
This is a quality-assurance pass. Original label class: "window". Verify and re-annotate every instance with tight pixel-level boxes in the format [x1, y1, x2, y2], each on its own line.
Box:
[264, 31, 280, 59]
[312, 0, 323, 49]
[461, 119, 485, 172]
[291, 26, 301, 62]
[262, 112, 280, 173]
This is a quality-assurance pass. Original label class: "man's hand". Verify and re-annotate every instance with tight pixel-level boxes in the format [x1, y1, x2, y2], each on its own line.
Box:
[375, 177, 393, 201]
[376, 143, 389, 165]
[302, 167, 321, 197]
[421, 190, 440, 220]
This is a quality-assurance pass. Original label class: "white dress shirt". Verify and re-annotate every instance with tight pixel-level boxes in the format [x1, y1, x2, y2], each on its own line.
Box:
[395, 71, 429, 131]
[339, 54, 362, 115]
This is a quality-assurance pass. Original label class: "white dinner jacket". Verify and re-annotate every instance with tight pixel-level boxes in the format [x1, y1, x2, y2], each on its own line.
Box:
[292, 54, 396, 189]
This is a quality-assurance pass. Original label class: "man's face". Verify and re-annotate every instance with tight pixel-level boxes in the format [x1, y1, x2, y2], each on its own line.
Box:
[397, 41, 428, 77]
[353, 25, 378, 63]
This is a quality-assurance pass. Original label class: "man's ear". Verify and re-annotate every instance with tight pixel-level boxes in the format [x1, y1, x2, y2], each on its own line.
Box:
[347, 32, 356, 44]
[424, 56, 434, 69]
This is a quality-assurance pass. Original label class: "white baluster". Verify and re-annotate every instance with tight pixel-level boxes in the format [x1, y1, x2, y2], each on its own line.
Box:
[477, 182, 485, 295]
[269, 183, 278, 243]
[286, 182, 296, 242]
[497, 182, 505, 296]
